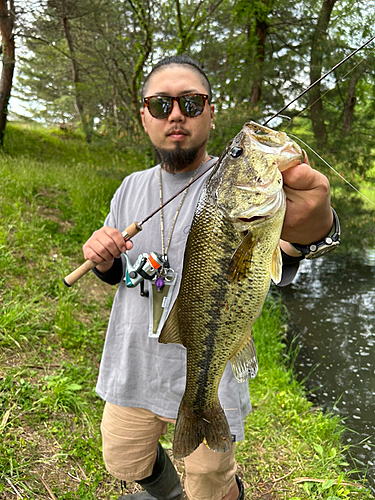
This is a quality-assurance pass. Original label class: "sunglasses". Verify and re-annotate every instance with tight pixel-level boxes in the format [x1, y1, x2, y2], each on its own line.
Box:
[143, 93, 209, 119]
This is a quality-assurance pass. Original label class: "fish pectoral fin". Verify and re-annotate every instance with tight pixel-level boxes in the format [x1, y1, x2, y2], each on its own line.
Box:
[229, 232, 256, 284]
[271, 245, 283, 284]
[159, 299, 184, 346]
[230, 334, 258, 382]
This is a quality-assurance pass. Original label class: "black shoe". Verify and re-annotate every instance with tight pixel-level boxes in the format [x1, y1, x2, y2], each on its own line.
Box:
[236, 475, 244, 500]
[117, 443, 183, 500]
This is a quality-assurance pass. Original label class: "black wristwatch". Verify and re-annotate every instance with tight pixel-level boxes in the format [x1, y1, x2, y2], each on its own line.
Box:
[289, 207, 341, 260]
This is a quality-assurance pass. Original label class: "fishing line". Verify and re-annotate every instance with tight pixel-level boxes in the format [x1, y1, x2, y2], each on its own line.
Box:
[264, 33, 375, 126]
[64, 36, 375, 287]
[271, 36, 375, 207]
[289, 133, 375, 208]
[149, 35, 375, 212]
[284, 45, 375, 128]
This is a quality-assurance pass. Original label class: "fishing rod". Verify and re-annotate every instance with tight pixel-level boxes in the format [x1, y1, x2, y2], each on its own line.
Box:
[63, 34, 375, 286]
[63, 164, 213, 286]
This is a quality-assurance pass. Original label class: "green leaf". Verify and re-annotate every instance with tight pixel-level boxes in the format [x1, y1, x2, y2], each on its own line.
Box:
[67, 383, 82, 391]
[329, 447, 337, 458]
[314, 443, 324, 457]
[321, 479, 336, 491]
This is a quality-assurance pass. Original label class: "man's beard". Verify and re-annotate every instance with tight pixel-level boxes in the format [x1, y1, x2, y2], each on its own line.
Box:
[153, 141, 206, 173]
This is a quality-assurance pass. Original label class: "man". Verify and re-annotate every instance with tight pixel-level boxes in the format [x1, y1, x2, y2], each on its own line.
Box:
[83, 55, 338, 500]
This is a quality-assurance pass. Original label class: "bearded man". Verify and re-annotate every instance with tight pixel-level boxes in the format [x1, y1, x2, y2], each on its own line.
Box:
[83, 55, 336, 500]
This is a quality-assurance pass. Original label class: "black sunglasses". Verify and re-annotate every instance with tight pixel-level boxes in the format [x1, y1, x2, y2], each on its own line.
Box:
[143, 93, 209, 119]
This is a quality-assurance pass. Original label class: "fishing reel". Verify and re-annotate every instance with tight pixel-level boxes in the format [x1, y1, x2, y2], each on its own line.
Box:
[123, 252, 164, 294]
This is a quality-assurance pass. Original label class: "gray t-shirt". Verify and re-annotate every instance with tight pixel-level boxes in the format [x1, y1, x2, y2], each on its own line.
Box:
[95, 158, 252, 441]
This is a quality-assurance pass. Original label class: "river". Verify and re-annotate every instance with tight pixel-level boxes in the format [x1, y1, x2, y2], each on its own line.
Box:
[280, 250, 375, 490]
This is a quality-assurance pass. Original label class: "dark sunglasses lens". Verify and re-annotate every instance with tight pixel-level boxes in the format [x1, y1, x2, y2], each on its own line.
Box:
[180, 95, 205, 117]
[148, 97, 173, 118]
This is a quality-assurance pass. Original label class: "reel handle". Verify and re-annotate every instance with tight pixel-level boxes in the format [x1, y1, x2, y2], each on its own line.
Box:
[63, 222, 142, 287]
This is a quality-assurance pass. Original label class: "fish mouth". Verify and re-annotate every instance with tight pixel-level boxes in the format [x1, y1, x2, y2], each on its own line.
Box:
[244, 121, 304, 169]
[237, 216, 267, 223]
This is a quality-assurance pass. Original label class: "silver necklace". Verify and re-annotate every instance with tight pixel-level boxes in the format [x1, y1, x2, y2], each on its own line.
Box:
[156, 154, 208, 289]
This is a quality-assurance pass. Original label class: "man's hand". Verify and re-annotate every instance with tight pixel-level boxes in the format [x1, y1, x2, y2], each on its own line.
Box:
[281, 157, 333, 249]
[83, 226, 133, 274]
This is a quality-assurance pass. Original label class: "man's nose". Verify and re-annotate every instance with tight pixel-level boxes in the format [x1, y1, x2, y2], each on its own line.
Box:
[168, 99, 185, 121]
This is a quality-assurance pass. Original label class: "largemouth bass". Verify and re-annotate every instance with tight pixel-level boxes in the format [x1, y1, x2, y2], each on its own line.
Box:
[159, 121, 303, 459]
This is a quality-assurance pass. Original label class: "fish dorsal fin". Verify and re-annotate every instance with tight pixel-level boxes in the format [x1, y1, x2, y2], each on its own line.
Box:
[159, 299, 184, 346]
[228, 232, 256, 284]
[271, 245, 283, 284]
[230, 333, 258, 383]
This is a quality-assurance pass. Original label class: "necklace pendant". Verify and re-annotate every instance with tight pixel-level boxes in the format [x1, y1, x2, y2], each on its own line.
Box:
[155, 275, 165, 291]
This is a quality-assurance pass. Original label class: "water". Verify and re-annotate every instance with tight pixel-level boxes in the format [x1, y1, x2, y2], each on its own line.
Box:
[280, 250, 375, 489]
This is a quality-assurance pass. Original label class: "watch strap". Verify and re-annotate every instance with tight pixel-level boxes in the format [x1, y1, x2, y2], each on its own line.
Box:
[289, 207, 341, 260]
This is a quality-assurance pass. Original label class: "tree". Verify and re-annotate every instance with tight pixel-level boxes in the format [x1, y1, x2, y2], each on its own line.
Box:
[342, 61, 369, 134]
[0, 0, 15, 146]
[59, 0, 93, 143]
[232, 0, 278, 105]
[13, 0, 375, 165]
[17, 0, 154, 138]
[173, 0, 225, 54]
[308, 0, 341, 148]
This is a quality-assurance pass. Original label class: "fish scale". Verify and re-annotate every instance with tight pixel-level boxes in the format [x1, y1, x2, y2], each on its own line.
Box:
[159, 121, 304, 459]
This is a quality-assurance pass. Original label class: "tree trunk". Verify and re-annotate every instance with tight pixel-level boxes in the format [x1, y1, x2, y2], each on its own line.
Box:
[174, 0, 225, 55]
[342, 75, 357, 134]
[60, 0, 92, 143]
[250, 17, 267, 104]
[0, 0, 15, 147]
[342, 62, 369, 134]
[128, 0, 153, 130]
[175, 0, 186, 53]
[309, 0, 338, 148]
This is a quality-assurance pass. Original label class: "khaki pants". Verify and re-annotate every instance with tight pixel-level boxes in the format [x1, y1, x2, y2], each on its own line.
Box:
[101, 403, 237, 500]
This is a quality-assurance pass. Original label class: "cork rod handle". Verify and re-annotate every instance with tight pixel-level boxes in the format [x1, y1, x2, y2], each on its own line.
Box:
[63, 222, 142, 287]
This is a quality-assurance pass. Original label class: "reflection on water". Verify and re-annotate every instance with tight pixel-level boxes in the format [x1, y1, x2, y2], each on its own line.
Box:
[280, 251, 375, 490]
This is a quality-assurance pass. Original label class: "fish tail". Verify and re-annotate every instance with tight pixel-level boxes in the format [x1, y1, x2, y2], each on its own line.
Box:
[173, 400, 233, 459]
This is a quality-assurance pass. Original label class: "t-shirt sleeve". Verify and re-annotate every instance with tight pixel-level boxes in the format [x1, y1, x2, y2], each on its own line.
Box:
[276, 250, 303, 287]
[92, 257, 123, 285]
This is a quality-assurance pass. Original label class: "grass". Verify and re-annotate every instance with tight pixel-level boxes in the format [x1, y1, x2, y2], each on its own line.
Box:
[0, 122, 373, 499]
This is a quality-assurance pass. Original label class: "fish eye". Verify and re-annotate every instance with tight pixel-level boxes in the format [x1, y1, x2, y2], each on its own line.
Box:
[230, 147, 243, 158]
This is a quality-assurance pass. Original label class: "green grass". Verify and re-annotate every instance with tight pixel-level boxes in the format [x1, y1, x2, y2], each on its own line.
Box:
[0, 123, 372, 499]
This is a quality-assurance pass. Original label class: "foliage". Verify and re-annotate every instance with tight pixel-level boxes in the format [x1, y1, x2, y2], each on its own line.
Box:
[10, 0, 375, 187]
[16, 0, 154, 137]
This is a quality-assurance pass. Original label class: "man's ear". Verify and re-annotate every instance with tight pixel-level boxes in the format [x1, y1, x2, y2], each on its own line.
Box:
[210, 104, 215, 129]
[140, 108, 148, 133]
